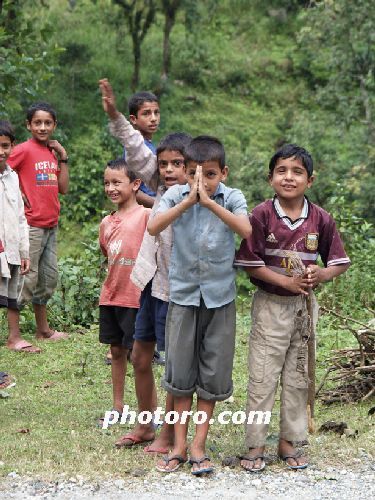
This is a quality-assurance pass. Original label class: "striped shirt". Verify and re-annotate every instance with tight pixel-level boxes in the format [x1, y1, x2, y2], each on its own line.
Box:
[235, 197, 350, 296]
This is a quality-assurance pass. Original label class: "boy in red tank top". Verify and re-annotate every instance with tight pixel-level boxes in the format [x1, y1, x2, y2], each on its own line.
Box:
[99, 158, 151, 419]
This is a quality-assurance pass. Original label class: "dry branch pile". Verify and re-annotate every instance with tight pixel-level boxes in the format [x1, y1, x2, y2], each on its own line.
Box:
[318, 309, 375, 404]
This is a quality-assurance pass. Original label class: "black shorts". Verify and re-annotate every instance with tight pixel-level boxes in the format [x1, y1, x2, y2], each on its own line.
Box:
[99, 305, 137, 348]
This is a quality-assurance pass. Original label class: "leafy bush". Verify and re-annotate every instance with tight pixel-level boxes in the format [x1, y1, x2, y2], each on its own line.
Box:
[61, 125, 119, 223]
[49, 226, 105, 328]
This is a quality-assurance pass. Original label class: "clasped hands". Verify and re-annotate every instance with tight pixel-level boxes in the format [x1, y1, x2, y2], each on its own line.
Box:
[185, 165, 212, 208]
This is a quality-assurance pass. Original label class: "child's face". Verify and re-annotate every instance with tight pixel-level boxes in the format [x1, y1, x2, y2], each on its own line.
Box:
[185, 160, 228, 197]
[0, 135, 13, 172]
[157, 150, 186, 189]
[269, 156, 314, 201]
[27, 110, 56, 144]
[104, 167, 140, 208]
[130, 101, 160, 140]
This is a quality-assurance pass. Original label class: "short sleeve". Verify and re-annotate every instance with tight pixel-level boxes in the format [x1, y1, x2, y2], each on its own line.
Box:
[156, 185, 181, 214]
[235, 211, 266, 267]
[318, 215, 350, 267]
[226, 188, 248, 215]
[7, 143, 26, 172]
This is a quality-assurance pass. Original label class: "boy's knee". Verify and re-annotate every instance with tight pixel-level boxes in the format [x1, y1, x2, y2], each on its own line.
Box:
[132, 351, 152, 373]
[110, 345, 126, 360]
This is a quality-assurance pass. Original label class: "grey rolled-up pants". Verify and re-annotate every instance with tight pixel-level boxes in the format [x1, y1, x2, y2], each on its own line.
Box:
[246, 289, 318, 448]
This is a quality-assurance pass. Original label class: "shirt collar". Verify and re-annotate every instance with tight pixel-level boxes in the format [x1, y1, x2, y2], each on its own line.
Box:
[0, 165, 11, 178]
[273, 195, 309, 223]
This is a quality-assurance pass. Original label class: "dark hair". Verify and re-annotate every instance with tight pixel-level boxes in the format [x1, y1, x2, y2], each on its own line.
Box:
[156, 132, 192, 158]
[128, 91, 159, 116]
[269, 143, 313, 177]
[26, 102, 57, 123]
[184, 135, 226, 170]
[106, 158, 138, 183]
[0, 120, 15, 142]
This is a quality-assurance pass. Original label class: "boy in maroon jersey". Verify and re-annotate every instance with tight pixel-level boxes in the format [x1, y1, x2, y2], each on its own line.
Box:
[235, 144, 350, 472]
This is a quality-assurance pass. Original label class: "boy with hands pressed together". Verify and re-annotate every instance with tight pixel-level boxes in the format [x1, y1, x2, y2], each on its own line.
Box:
[148, 137, 251, 475]
[235, 144, 350, 472]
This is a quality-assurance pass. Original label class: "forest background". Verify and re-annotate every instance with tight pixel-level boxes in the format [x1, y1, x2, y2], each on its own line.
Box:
[1, 0, 373, 327]
[0, 0, 374, 477]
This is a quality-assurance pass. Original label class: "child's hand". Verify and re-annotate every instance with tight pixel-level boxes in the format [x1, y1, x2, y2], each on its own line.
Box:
[283, 275, 309, 296]
[21, 192, 31, 209]
[48, 140, 67, 161]
[305, 264, 324, 287]
[99, 78, 120, 120]
[185, 166, 200, 207]
[21, 258, 30, 275]
[197, 167, 211, 207]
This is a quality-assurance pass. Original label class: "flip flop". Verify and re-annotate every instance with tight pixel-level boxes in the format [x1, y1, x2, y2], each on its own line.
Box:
[7, 340, 41, 353]
[155, 454, 186, 473]
[144, 444, 169, 454]
[189, 455, 214, 476]
[0, 372, 13, 390]
[239, 454, 266, 472]
[114, 433, 152, 449]
[36, 330, 68, 341]
[279, 451, 309, 470]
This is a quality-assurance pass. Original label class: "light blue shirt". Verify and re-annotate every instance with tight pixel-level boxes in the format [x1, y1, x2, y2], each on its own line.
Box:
[156, 182, 248, 308]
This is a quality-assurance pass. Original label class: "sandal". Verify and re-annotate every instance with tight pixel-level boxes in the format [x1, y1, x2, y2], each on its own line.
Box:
[239, 454, 266, 472]
[279, 450, 308, 470]
[155, 454, 186, 473]
[115, 433, 152, 449]
[189, 455, 214, 476]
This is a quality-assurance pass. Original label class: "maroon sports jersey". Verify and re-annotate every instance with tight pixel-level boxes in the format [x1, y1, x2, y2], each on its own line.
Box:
[235, 197, 350, 296]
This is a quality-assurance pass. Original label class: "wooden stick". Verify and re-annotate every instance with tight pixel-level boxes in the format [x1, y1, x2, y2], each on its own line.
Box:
[307, 290, 316, 434]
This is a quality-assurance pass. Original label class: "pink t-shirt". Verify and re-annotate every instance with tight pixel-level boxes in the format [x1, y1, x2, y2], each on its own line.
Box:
[8, 139, 60, 228]
[99, 205, 151, 308]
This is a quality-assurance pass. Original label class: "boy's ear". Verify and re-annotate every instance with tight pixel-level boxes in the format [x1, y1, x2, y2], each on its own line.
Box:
[26, 120, 31, 131]
[307, 175, 315, 188]
[129, 114, 137, 125]
[132, 178, 142, 191]
[221, 165, 229, 181]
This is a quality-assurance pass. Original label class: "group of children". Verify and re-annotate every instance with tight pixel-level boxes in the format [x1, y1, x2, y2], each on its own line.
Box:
[0, 80, 350, 477]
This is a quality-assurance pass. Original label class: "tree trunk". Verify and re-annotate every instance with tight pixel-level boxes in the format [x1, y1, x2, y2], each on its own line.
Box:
[131, 34, 141, 91]
[162, 10, 174, 81]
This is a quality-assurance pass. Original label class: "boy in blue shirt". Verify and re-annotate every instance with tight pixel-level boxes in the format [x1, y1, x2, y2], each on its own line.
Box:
[148, 136, 251, 474]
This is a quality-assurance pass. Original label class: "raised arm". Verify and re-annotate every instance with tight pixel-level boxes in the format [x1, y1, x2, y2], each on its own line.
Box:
[99, 78, 158, 190]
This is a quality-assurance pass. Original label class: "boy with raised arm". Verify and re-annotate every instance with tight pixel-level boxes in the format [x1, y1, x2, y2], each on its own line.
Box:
[99, 78, 191, 453]
[235, 144, 350, 472]
[148, 137, 251, 475]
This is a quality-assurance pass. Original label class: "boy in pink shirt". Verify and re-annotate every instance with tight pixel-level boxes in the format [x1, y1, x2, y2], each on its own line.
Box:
[99, 158, 150, 417]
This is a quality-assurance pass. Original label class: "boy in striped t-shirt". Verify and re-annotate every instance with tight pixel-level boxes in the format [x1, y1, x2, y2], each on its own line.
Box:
[235, 144, 350, 472]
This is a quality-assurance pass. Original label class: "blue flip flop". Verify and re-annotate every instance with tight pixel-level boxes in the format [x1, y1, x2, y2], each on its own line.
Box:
[189, 455, 214, 476]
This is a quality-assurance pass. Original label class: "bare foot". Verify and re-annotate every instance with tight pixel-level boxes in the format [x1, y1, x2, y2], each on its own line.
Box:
[144, 434, 174, 454]
[240, 446, 266, 472]
[278, 438, 308, 468]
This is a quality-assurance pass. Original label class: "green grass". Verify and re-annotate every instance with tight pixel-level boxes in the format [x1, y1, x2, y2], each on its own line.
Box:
[0, 302, 373, 480]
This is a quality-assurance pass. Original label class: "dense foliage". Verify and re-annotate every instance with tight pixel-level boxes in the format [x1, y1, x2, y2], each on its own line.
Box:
[0, 0, 373, 326]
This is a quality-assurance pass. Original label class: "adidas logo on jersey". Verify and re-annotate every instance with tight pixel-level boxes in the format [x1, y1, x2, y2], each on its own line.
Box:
[266, 233, 278, 243]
